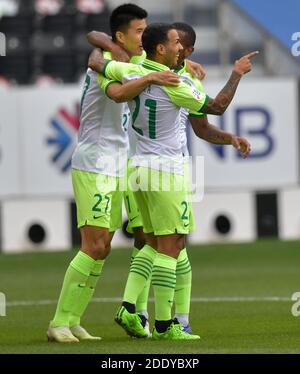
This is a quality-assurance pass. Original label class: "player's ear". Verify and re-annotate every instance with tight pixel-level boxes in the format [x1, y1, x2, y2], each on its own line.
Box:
[185, 46, 194, 58]
[115, 31, 125, 45]
[156, 43, 166, 56]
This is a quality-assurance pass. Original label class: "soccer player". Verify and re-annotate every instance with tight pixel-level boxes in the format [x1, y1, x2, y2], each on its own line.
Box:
[92, 22, 256, 340]
[170, 22, 251, 332]
[46, 5, 180, 343]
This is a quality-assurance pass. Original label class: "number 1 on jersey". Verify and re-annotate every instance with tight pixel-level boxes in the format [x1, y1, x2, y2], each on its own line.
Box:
[145, 99, 157, 139]
[132, 97, 157, 139]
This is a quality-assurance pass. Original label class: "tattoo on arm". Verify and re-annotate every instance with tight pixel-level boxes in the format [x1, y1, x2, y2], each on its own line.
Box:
[206, 126, 232, 144]
[202, 71, 241, 115]
[190, 116, 232, 144]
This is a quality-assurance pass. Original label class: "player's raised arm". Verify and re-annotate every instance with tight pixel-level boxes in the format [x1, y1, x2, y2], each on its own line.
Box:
[88, 48, 109, 74]
[86, 31, 130, 62]
[201, 51, 259, 115]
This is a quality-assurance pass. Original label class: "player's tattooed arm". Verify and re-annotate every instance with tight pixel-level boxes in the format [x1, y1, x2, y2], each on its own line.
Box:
[201, 51, 258, 115]
[88, 48, 107, 73]
[189, 115, 232, 144]
[87, 31, 129, 62]
[189, 115, 251, 158]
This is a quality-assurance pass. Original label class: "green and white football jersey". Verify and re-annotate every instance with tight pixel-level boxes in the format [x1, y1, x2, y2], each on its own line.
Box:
[103, 58, 209, 174]
[175, 61, 207, 159]
[72, 51, 140, 177]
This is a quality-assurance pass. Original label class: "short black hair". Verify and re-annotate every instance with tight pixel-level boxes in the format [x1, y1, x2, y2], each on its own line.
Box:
[171, 22, 196, 47]
[142, 23, 175, 56]
[110, 3, 148, 41]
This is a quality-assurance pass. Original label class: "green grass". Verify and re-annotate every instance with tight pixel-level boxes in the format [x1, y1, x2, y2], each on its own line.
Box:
[1, 238, 300, 353]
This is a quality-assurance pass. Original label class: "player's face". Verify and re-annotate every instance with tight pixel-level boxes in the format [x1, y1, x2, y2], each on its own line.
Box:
[164, 29, 183, 68]
[122, 18, 147, 57]
[176, 30, 194, 67]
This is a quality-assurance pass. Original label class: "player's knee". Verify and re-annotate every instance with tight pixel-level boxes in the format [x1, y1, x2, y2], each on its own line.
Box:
[134, 237, 146, 250]
[132, 227, 146, 249]
[104, 243, 112, 257]
[145, 233, 157, 250]
[84, 233, 111, 260]
[177, 236, 186, 250]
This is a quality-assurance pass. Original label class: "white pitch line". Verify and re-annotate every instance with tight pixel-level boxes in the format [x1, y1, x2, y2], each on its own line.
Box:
[6, 296, 291, 307]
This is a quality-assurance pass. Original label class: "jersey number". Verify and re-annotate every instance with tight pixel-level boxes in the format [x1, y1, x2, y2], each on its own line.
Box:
[132, 98, 157, 139]
[92, 194, 110, 213]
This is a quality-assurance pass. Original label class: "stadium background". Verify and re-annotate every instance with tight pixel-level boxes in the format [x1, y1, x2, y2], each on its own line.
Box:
[0, 0, 300, 354]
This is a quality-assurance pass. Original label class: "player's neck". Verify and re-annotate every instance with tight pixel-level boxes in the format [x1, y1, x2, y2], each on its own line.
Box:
[115, 42, 134, 58]
[148, 54, 169, 68]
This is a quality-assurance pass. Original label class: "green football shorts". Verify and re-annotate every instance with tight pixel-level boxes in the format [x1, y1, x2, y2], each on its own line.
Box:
[124, 189, 143, 234]
[185, 162, 195, 233]
[71, 168, 123, 231]
[128, 166, 194, 235]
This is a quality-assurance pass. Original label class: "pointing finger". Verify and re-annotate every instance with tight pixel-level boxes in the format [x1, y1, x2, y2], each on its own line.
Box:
[244, 51, 259, 59]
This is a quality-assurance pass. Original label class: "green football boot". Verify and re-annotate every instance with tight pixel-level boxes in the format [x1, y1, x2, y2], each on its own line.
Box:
[152, 323, 200, 340]
[115, 306, 148, 338]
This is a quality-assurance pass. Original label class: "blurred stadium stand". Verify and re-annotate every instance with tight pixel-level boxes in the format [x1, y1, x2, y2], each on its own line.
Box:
[0, 0, 299, 84]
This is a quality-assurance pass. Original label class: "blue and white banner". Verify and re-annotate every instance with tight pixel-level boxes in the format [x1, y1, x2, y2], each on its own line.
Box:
[18, 86, 80, 196]
[0, 78, 299, 197]
[190, 77, 299, 190]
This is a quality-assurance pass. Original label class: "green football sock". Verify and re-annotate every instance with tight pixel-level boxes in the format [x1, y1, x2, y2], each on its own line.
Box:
[123, 244, 156, 305]
[131, 247, 151, 314]
[174, 248, 192, 315]
[136, 277, 151, 314]
[69, 258, 105, 327]
[152, 253, 177, 321]
[131, 247, 139, 262]
[51, 251, 96, 327]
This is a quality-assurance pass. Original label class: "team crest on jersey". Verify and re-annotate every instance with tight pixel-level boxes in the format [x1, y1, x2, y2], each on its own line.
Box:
[46, 104, 80, 173]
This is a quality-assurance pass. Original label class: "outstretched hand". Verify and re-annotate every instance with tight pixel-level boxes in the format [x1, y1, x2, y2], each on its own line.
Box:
[234, 51, 259, 76]
[231, 136, 251, 158]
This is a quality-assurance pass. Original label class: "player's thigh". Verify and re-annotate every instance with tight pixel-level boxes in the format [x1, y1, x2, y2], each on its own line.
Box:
[128, 166, 154, 234]
[132, 189, 153, 234]
[72, 169, 123, 234]
[157, 233, 185, 258]
[109, 185, 123, 233]
[146, 171, 191, 236]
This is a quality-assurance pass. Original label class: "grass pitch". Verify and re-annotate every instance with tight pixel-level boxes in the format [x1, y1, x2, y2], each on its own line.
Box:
[0, 238, 300, 354]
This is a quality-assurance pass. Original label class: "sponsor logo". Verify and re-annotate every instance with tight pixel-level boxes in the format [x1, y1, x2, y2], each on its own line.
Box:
[46, 104, 80, 173]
